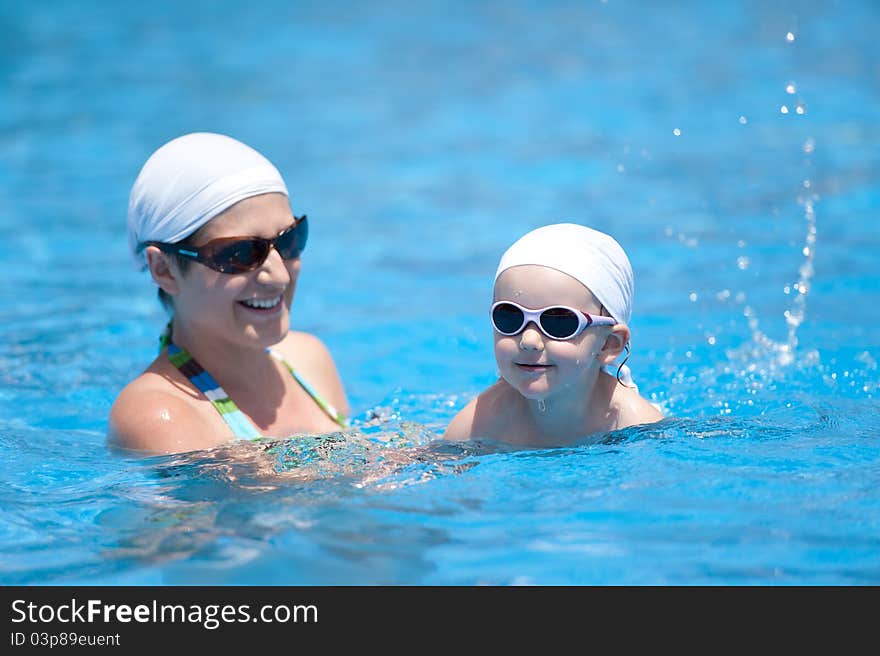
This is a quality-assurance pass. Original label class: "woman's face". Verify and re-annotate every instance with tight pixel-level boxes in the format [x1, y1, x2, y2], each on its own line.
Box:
[493, 265, 611, 401]
[171, 192, 301, 349]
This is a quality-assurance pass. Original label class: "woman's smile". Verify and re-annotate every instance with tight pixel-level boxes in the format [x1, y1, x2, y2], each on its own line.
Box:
[237, 294, 284, 315]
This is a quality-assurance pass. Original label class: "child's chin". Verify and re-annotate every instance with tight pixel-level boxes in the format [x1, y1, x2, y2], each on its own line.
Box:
[512, 379, 553, 400]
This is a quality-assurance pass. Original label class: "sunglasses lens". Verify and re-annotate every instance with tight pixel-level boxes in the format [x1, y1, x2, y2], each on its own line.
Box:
[208, 239, 269, 273]
[539, 307, 580, 338]
[276, 217, 308, 259]
[492, 303, 525, 334]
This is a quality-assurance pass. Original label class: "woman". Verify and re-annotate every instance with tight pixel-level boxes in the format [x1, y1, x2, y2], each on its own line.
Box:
[109, 132, 350, 455]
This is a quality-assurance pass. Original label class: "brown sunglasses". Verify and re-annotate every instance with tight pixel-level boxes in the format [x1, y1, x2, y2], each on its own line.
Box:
[143, 215, 308, 273]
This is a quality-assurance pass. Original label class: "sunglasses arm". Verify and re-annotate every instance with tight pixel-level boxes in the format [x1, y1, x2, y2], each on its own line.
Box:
[143, 241, 201, 262]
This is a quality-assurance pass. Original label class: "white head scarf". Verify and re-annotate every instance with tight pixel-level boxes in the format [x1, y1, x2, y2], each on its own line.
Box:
[494, 223, 638, 387]
[127, 132, 289, 270]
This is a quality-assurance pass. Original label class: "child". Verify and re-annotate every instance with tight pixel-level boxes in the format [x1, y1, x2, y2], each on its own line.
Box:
[443, 223, 663, 446]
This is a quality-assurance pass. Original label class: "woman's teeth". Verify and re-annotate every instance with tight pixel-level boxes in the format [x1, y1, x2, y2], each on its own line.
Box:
[241, 296, 281, 309]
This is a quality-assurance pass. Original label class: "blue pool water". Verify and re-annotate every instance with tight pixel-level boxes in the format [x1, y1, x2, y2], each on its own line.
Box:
[1, 0, 878, 584]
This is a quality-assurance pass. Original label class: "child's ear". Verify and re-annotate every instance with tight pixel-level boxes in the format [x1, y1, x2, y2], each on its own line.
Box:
[597, 324, 630, 365]
[146, 246, 181, 297]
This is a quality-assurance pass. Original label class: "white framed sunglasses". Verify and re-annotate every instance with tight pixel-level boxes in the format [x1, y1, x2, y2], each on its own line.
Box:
[490, 301, 616, 340]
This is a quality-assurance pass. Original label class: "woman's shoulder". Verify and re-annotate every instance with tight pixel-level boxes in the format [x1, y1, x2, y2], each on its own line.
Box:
[108, 367, 225, 455]
[275, 330, 334, 365]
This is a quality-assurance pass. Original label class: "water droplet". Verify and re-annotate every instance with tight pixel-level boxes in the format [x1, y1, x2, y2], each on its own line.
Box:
[780, 105, 789, 114]
[803, 138, 815, 153]
[707, 336, 716, 346]
[803, 179, 811, 188]
[737, 256, 750, 270]
[786, 82, 797, 94]
[738, 115, 747, 124]
[783, 285, 791, 295]
[786, 31, 796, 42]
[795, 103, 805, 115]
[537, 399, 546, 413]
[672, 128, 681, 136]
[802, 247, 811, 257]
[689, 292, 698, 302]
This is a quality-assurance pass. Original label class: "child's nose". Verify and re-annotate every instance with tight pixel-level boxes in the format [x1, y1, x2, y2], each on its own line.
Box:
[518, 322, 545, 350]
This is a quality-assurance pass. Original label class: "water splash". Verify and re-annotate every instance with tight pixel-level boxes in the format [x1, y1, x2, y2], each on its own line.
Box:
[732, 26, 818, 375]
[739, 182, 818, 370]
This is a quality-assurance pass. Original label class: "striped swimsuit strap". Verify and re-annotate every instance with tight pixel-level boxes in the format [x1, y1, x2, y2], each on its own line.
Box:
[266, 349, 348, 429]
[166, 342, 348, 440]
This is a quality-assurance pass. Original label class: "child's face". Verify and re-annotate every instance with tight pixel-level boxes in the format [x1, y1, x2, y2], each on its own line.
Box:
[493, 265, 611, 401]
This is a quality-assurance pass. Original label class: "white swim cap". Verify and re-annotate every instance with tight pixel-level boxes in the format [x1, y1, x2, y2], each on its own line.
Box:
[127, 132, 289, 270]
[494, 223, 637, 387]
[495, 223, 634, 325]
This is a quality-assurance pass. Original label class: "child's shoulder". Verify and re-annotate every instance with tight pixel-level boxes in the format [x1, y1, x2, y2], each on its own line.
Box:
[442, 398, 477, 441]
[442, 380, 520, 441]
[609, 379, 665, 427]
